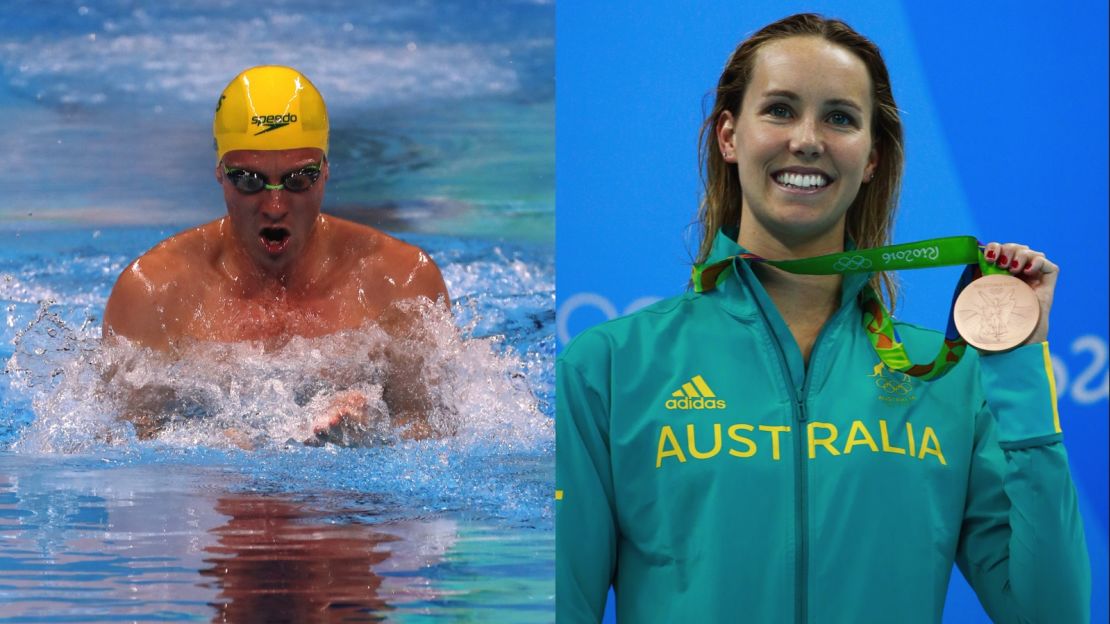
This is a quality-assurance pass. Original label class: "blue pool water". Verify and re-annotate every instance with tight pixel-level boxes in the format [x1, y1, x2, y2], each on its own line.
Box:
[0, 227, 555, 622]
[1, 0, 554, 621]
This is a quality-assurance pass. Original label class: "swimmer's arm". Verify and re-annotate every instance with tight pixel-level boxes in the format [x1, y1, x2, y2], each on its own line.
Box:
[375, 284, 457, 439]
[383, 353, 439, 439]
[102, 259, 173, 352]
[371, 246, 452, 438]
[98, 362, 174, 439]
[101, 258, 192, 438]
[102, 362, 251, 447]
[377, 309, 447, 440]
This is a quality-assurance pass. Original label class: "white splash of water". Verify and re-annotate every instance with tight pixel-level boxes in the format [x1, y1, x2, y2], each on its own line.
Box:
[6, 300, 550, 454]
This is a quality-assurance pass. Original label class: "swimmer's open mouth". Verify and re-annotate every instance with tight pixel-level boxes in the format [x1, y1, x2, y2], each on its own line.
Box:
[259, 227, 291, 254]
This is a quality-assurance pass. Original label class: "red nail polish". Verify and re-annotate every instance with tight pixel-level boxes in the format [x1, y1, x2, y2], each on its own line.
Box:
[999, 254, 1007, 265]
[1024, 265, 1036, 273]
[985, 249, 996, 259]
[1010, 259, 1019, 269]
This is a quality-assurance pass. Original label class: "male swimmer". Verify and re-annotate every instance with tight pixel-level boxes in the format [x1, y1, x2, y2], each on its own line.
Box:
[102, 66, 450, 444]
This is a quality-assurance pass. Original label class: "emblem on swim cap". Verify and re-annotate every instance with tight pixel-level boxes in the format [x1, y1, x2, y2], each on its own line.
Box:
[213, 65, 329, 162]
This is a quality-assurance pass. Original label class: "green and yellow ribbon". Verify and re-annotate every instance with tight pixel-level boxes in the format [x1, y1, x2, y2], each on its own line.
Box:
[692, 236, 1010, 381]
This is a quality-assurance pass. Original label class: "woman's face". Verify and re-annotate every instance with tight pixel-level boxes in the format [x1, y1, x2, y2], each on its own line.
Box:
[718, 36, 878, 250]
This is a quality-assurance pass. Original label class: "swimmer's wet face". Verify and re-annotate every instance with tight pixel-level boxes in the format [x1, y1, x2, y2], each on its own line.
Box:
[217, 147, 329, 266]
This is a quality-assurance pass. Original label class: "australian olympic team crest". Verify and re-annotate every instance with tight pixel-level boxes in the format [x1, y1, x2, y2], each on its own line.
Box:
[869, 362, 917, 403]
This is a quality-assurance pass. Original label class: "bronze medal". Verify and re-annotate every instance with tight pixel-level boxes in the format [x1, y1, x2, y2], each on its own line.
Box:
[953, 274, 1040, 352]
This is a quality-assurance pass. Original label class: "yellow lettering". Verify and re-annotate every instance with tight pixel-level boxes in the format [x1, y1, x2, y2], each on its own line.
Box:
[656, 425, 687, 468]
[906, 421, 916, 457]
[808, 422, 840, 458]
[918, 426, 947, 465]
[879, 420, 906, 455]
[727, 424, 757, 458]
[687, 423, 722, 460]
[758, 425, 790, 461]
[843, 420, 878, 454]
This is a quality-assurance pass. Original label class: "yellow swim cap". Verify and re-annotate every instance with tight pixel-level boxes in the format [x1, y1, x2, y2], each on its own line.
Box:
[213, 65, 329, 162]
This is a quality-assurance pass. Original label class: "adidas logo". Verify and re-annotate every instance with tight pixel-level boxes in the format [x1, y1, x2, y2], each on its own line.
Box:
[665, 374, 726, 410]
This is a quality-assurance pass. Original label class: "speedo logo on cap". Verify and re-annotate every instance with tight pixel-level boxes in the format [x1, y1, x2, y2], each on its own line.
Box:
[665, 374, 726, 410]
[251, 113, 298, 135]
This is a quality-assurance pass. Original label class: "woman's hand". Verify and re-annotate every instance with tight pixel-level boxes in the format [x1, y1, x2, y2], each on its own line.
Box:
[981, 242, 1059, 345]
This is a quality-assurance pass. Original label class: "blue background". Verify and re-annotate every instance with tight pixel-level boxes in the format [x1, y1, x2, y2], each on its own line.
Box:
[556, 1, 1108, 621]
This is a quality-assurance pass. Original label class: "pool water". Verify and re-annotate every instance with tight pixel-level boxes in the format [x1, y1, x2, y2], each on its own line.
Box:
[1, 1, 553, 620]
[0, 226, 555, 622]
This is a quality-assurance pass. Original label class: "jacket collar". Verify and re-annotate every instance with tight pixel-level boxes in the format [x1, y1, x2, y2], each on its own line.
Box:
[702, 226, 873, 314]
[703, 227, 874, 386]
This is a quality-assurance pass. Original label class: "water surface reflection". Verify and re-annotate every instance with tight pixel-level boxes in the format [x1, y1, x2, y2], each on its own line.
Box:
[0, 457, 481, 622]
[201, 494, 399, 623]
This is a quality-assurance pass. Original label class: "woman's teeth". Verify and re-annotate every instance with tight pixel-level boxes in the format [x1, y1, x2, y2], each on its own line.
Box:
[775, 172, 829, 189]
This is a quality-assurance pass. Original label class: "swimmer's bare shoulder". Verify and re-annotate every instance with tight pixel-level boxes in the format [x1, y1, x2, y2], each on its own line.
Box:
[102, 221, 219, 351]
[329, 217, 450, 310]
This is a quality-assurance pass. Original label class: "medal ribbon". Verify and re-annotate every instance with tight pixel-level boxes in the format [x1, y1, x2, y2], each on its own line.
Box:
[691, 236, 1010, 381]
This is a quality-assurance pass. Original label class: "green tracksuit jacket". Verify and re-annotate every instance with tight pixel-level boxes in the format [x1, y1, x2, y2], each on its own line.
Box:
[556, 230, 1090, 623]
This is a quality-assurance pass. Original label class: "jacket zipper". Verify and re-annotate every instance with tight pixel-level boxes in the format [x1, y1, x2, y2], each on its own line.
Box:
[742, 267, 847, 624]
[794, 395, 808, 624]
[746, 297, 807, 624]
[794, 316, 843, 624]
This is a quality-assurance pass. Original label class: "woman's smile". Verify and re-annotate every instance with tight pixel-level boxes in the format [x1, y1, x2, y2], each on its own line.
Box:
[770, 167, 834, 195]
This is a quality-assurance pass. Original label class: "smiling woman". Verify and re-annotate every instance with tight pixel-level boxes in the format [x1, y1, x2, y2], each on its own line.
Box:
[555, 13, 1090, 624]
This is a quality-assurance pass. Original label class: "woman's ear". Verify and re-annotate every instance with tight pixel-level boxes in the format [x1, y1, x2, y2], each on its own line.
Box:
[717, 111, 737, 163]
[863, 145, 878, 182]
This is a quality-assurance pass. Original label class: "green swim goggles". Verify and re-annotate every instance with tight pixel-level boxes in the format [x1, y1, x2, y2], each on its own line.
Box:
[222, 159, 323, 194]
